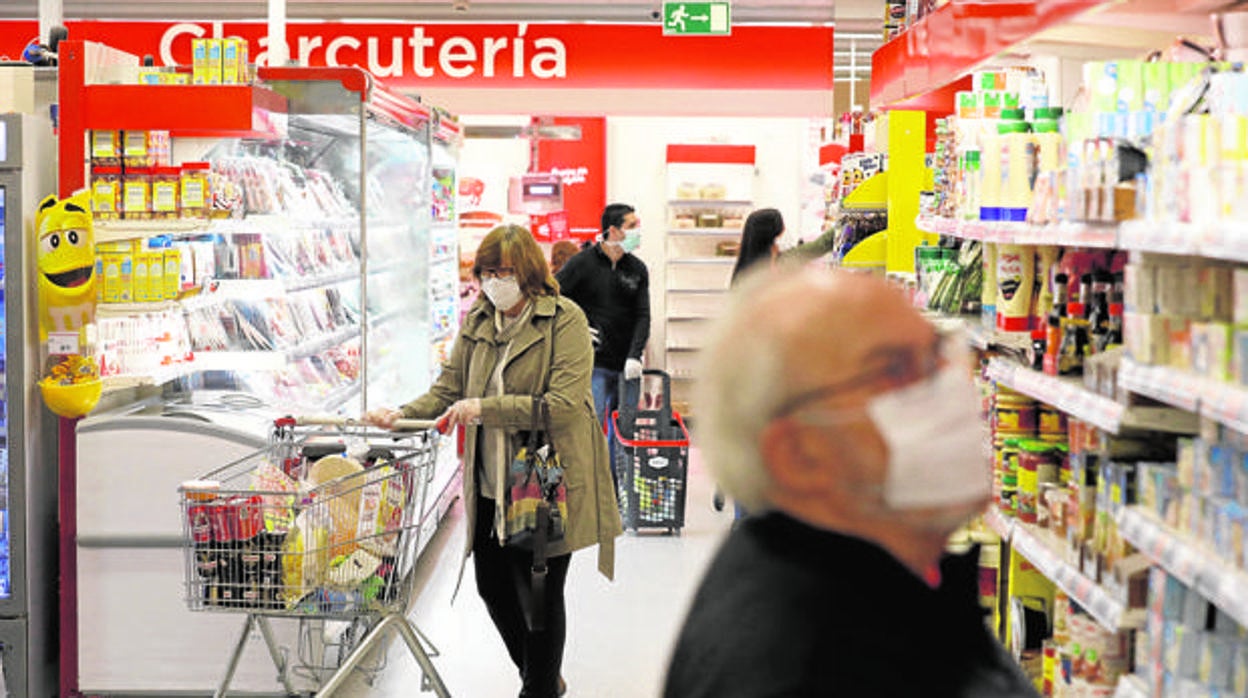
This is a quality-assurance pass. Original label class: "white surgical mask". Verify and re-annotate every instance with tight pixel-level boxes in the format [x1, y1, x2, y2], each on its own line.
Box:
[865, 363, 990, 510]
[481, 276, 524, 311]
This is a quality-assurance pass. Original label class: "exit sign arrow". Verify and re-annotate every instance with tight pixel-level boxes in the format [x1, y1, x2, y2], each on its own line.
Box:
[662, 2, 732, 36]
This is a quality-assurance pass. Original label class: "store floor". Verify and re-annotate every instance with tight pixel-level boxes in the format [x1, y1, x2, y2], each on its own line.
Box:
[338, 448, 730, 698]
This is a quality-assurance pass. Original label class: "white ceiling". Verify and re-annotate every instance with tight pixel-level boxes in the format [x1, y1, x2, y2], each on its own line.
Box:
[0, 0, 834, 22]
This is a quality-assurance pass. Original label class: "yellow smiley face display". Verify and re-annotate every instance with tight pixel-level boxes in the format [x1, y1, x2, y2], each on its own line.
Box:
[34, 191, 97, 342]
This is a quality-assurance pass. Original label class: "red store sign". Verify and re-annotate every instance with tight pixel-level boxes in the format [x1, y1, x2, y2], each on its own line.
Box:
[0, 20, 833, 92]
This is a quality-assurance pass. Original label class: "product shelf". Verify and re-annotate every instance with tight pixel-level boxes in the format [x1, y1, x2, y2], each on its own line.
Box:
[1117, 359, 1202, 414]
[984, 504, 1016, 541]
[1010, 517, 1134, 632]
[987, 358, 1126, 433]
[95, 219, 213, 244]
[81, 83, 287, 138]
[1123, 357, 1248, 434]
[189, 351, 288, 373]
[667, 199, 753, 207]
[915, 216, 1119, 249]
[667, 228, 744, 236]
[1117, 506, 1248, 628]
[667, 258, 736, 265]
[869, 0, 1114, 108]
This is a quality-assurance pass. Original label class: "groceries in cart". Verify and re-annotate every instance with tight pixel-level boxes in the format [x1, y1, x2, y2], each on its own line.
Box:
[179, 424, 433, 615]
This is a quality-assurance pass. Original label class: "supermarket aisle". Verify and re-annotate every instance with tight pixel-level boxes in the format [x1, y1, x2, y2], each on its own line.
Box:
[340, 447, 730, 698]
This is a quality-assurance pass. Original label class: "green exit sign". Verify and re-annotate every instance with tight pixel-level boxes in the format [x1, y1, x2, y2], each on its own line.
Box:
[662, 2, 732, 36]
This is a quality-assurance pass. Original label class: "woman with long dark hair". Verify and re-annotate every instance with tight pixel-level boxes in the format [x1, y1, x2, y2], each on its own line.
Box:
[730, 208, 786, 286]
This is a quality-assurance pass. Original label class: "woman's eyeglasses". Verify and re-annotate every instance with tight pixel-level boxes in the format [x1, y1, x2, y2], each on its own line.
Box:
[480, 266, 516, 280]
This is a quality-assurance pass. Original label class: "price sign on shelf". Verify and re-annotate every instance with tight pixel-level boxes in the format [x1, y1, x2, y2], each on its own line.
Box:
[47, 332, 80, 357]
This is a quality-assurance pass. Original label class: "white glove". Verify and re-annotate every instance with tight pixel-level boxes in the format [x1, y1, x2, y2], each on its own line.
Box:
[624, 358, 643, 381]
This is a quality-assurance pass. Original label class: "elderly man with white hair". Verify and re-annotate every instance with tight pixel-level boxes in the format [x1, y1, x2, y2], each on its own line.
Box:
[663, 267, 1040, 698]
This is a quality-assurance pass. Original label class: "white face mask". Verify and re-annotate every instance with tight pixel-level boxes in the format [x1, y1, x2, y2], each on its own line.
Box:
[865, 363, 990, 511]
[481, 276, 524, 310]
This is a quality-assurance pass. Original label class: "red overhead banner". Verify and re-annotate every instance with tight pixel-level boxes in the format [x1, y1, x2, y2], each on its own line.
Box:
[0, 20, 833, 92]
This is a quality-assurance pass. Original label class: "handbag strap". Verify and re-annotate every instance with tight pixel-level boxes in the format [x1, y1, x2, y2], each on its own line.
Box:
[534, 301, 560, 444]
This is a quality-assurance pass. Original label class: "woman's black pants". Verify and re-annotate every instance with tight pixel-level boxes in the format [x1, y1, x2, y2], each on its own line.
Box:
[473, 495, 572, 698]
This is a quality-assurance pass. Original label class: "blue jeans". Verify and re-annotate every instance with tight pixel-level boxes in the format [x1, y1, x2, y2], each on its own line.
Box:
[592, 368, 621, 485]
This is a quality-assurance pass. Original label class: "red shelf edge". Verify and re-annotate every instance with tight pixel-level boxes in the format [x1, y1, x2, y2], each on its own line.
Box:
[80, 84, 288, 136]
[870, 0, 1113, 109]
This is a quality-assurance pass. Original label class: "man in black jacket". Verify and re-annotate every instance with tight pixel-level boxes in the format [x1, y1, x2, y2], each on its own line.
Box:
[555, 203, 650, 479]
[664, 268, 1040, 698]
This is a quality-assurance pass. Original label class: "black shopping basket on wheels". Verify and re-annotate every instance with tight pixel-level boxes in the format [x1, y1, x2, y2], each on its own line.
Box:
[611, 369, 691, 534]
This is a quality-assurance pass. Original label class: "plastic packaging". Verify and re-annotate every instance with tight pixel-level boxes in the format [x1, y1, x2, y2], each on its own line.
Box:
[123, 131, 152, 169]
[180, 163, 210, 219]
[91, 131, 121, 168]
[997, 244, 1035, 331]
[151, 167, 181, 220]
[122, 168, 152, 221]
[90, 166, 123, 220]
[1001, 116, 1035, 222]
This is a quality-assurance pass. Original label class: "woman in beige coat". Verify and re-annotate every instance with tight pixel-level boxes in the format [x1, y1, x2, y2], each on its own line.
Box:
[367, 224, 622, 698]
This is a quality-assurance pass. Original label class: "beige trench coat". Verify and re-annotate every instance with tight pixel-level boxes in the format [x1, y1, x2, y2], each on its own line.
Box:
[401, 293, 622, 583]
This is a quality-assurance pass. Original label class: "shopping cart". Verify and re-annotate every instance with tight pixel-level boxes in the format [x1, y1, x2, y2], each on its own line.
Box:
[611, 370, 691, 534]
[178, 415, 451, 698]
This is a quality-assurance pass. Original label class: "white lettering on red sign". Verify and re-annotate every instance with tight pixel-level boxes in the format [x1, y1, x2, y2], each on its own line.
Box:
[158, 22, 567, 80]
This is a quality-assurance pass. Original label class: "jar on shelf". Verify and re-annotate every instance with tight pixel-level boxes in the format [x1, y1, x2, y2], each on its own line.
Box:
[180, 162, 210, 219]
[151, 167, 181, 220]
[1017, 439, 1062, 524]
[91, 130, 122, 168]
[90, 166, 123, 221]
[122, 168, 152, 220]
[123, 130, 153, 169]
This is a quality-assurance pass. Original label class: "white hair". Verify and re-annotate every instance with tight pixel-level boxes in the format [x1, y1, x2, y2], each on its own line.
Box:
[692, 270, 789, 512]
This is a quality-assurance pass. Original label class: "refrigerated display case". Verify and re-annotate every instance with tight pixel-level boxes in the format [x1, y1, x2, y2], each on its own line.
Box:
[55, 43, 463, 694]
[0, 105, 63, 697]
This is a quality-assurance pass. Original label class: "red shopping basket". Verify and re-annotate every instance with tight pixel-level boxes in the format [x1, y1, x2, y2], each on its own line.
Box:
[611, 370, 689, 534]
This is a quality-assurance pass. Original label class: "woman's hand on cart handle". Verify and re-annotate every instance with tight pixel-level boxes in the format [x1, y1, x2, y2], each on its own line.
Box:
[364, 407, 404, 430]
[437, 398, 482, 430]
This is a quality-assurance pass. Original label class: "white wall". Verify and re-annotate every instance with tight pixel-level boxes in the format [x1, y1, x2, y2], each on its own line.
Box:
[605, 116, 812, 368]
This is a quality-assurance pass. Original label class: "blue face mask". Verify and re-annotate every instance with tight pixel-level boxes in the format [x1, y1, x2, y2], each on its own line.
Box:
[619, 229, 642, 253]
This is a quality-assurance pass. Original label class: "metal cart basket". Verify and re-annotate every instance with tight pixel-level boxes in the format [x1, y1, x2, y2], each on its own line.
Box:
[611, 370, 691, 534]
[178, 416, 450, 698]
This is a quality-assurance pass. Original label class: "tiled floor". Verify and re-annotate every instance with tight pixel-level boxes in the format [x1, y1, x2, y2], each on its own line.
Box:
[338, 448, 731, 697]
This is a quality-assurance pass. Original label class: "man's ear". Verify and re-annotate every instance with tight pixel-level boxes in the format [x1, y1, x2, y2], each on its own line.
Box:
[760, 418, 837, 497]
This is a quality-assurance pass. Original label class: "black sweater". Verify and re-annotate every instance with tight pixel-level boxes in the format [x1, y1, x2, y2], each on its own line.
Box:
[664, 513, 1042, 698]
[555, 244, 650, 372]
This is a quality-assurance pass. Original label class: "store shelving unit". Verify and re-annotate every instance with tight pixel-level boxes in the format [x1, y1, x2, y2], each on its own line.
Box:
[1118, 507, 1248, 629]
[985, 505, 1139, 633]
[876, 0, 1248, 691]
[662, 144, 756, 408]
[58, 42, 463, 697]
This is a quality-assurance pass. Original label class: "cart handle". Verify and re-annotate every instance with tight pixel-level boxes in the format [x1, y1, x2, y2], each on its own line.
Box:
[610, 410, 691, 449]
[279, 415, 450, 434]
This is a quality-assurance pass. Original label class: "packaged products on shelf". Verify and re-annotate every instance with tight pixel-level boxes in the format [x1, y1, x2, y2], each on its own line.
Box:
[179, 162, 210, 219]
[997, 244, 1035, 331]
[91, 130, 121, 168]
[90, 166, 122, 220]
[151, 167, 180, 219]
[122, 168, 151, 220]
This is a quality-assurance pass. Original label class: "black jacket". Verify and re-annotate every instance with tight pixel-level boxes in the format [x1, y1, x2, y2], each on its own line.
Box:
[555, 244, 650, 372]
[664, 513, 1041, 698]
